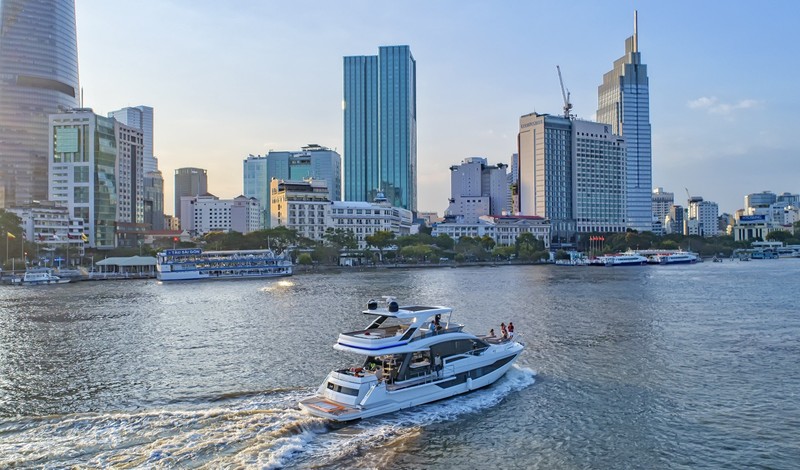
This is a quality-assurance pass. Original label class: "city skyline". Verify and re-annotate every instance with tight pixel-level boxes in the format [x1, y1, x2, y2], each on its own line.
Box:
[74, 1, 800, 217]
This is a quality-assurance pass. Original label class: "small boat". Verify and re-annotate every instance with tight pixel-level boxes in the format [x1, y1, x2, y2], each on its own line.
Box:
[156, 248, 292, 281]
[12, 268, 70, 286]
[299, 297, 524, 421]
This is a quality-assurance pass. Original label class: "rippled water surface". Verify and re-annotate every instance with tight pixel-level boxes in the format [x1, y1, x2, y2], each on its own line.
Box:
[1, 260, 799, 468]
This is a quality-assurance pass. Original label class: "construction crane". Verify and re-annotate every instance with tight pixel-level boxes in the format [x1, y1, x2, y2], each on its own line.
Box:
[556, 65, 573, 119]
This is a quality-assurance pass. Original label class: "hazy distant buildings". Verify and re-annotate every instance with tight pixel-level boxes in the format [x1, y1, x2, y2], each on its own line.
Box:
[48, 109, 143, 248]
[445, 157, 509, 224]
[0, 0, 80, 207]
[344, 45, 417, 211]
[174, 168, 208, 228]
[597, 11, 652, 233]
[244, 144, 341, 227]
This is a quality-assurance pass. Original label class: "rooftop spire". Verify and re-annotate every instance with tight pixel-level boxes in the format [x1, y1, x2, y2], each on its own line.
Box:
[633, 10, 639, 53]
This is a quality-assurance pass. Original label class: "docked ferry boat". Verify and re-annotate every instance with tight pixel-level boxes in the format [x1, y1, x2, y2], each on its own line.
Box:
[591, 253, 648, 267]
[648, 251, 699, 265]
[299, 298, 524, 421]
[156, 248, 292, 281]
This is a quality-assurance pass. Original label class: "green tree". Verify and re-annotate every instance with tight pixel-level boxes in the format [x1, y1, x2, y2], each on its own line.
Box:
[555, 249, 571, 260]
[297, 253, 313, 265]
[766, 231, 791, 243]
[323, 228, 357, 250]
[434, 234, 455, 251]
[365, 230, 395, 262]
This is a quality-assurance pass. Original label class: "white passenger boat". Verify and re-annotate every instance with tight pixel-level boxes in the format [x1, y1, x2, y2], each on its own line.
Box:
[598, 253, 648, 266]
[11, 268, 70, 286]
[299, 297, 524, 421]
[156, 248, 292, 281]
[651, 251, 699, 265]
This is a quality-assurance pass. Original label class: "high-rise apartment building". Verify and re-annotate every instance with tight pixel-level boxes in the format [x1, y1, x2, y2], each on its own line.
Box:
[48, 109, 143, 248]
[0, 0, 80, 207]
[445, 157, 509, 223]
[243, 144, 341, 227]
[686, 197, 719, 237]
[344, 45, 417, 211]
[597, 11, 652, 233]
[518, 112, 574, 242]
[652, 187, 674, 229]
[174, 167, 208, 228]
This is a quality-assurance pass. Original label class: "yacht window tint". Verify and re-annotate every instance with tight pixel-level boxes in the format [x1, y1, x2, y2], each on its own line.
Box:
[326, 382, 359, 396]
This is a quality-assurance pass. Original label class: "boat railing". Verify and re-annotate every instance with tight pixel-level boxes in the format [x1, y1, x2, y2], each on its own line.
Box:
[342, 325, 405, 340]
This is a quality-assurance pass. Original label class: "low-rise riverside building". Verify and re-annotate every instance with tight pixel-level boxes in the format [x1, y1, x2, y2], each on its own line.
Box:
[181, 193, 261, 236]
[270, 179, 413, 248]
[432, 215, 551, 249]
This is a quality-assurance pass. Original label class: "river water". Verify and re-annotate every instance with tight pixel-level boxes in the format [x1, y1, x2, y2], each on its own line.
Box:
[1, 260, 799, 469]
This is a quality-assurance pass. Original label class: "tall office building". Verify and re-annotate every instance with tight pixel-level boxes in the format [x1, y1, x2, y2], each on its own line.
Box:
[243, 144, 341, 227]
[174, 168, 207, 229]
[572, 120, 627, 234]
[48, 109, 143, 249]
[445, 157, 509, 224]
[0, 0, 80, 207]
[344, 45, 417, 211]
[597, 11, 652, 233]
[518, 113, 627, 244]
[518, 112, 574, 242]
[108, 106, 163, 231]
[108, 106, 157, 173]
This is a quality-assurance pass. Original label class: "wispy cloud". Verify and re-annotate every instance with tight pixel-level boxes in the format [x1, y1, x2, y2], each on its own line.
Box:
[687, 96, 761, 115]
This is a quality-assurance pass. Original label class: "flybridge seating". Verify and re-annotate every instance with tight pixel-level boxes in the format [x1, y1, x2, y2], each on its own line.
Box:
[336, 299, 464, 352]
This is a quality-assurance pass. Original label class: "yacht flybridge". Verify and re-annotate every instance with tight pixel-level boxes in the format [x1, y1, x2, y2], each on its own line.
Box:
[299, 297, 524, 421]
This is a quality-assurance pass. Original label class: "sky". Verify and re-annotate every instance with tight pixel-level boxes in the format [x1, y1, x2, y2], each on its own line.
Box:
[75, 0, 800, 217]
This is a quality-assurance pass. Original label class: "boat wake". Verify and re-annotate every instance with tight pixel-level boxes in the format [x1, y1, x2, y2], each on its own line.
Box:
[0, 367, 536, 468]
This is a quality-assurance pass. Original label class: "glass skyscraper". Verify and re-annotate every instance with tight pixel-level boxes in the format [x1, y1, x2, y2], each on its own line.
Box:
[243, 144, 341, 228]
[0, 0, 80, 207]
[344, 45, 416, 211]
[597, 11, 652, 233]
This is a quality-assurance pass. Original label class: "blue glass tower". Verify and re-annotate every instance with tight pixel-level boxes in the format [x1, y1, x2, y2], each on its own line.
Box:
[0, 0, 80, 207]
[344, 45, 416, 211]
[597, 11, 652, 233]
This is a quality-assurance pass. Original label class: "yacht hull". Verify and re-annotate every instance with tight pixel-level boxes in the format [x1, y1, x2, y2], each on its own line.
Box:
[300, 346, 522, 421]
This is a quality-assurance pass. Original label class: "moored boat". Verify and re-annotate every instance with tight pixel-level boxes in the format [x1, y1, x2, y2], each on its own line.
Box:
[597, 253, 648, 266]
[11, 268, 70, 286]
[156, 248, 292, 281]
[299, 297, 524, 421]
[650, 251, 699, 265]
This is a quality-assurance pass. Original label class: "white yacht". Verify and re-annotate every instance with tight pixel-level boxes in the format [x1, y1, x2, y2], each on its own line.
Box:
[299, 298, 524, 421]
